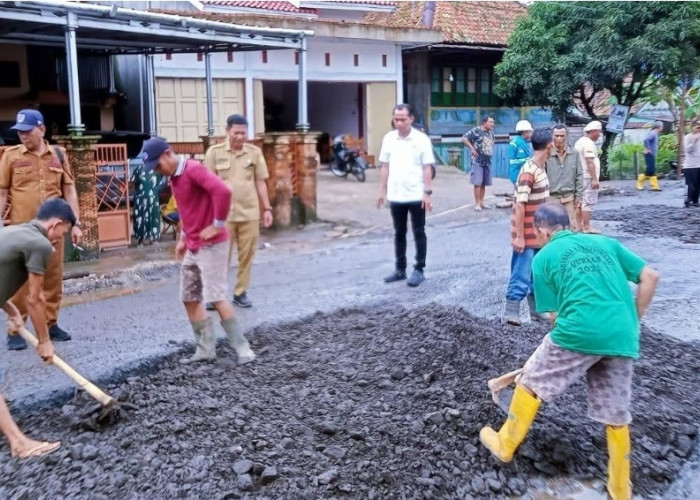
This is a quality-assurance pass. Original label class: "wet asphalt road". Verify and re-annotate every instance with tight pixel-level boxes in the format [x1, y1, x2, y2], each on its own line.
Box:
[0, 176, 698, 498]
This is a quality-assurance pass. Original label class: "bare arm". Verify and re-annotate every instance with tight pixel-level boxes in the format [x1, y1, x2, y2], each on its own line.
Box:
[423, 164, 432, 193]
[2, 300, 21, 332]
[636, 266, 659, 319]
[62, 184, 81, 220]
[585, 158, 597, 180]
[26, 273, 50, 344]
[377, 162, 389, 208]
[255, 179, 271, 210]
[462, 138, 477, 156]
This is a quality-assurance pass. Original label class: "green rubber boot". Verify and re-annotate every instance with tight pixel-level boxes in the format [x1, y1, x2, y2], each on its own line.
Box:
[221, 317, 256, 365]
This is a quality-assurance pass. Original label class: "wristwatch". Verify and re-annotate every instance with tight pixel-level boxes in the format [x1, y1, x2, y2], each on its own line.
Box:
[424, 190, 433, 195]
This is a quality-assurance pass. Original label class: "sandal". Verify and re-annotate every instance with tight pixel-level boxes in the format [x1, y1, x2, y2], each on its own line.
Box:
[14, 441, 61, 460]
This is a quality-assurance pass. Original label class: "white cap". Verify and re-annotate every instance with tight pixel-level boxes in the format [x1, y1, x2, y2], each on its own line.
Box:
[515, 120, 533, 132]
[584, 120, 603, 132]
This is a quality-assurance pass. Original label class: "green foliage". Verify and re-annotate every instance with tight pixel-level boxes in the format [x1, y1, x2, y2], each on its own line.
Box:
[657, 133, 678, 173]
[608, 135, 679, 179]
[495, 1, 700, 178]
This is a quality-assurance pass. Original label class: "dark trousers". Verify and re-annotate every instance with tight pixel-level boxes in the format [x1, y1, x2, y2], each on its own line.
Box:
[390, 201, 426, 272]
[644, 153, 656, 176]
[686, 168, 700, 204]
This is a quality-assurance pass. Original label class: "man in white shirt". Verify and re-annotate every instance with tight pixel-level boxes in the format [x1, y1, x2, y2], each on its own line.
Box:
[574, 121, 603, 233]
[377, 104, 436, 287]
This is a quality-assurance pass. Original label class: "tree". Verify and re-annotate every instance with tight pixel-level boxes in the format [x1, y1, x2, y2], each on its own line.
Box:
[494, 1, 700, 179]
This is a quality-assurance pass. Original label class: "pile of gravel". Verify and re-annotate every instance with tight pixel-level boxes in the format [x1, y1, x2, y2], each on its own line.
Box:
[1, 305, 698, 499]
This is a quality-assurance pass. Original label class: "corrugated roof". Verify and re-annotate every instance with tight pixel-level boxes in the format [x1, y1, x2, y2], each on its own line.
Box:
[364, 1, 527, 46]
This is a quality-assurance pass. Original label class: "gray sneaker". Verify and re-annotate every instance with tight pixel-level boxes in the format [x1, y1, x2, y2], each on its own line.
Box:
[233, 292, 253, 308]
[407, 269, 425, 287]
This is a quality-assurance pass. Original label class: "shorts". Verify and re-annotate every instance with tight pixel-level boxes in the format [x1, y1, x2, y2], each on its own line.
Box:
[470, 163, 492, 186]
[518, 334, 633, 426]
[180, 241, 230, 303]
[581, 180, 599, 212]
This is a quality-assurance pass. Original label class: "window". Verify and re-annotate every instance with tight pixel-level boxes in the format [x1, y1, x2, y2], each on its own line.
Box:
[325, 53, 331, 66]
[353, 54, 359, 67]
[262, 50, 268, 63]
[430, 65, 502, 107]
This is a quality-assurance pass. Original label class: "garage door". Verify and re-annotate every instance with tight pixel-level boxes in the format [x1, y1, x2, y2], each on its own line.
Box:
[365, 82, 396, 158]
[156, 78, 244, 141]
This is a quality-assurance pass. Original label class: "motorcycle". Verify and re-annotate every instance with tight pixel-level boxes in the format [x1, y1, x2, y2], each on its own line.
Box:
[330, 135, 367, 182]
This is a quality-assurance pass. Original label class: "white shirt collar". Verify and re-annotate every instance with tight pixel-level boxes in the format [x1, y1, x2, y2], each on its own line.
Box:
[173, 155, 186, 177]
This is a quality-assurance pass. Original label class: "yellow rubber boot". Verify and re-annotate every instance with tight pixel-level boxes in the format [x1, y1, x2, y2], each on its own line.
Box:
[649, 175, 662, 191]
[636, 174, 646, 190]
[606, 425, 632, 500]
[479, 384, 541, 462]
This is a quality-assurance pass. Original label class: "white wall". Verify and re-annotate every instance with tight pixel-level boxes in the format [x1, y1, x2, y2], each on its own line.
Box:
[308, 82, 360, 137]
[153, 37, 400, 83]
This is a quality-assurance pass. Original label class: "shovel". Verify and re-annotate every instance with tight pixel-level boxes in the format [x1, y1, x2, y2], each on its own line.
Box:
[17, 327, 117, 421]
[487, 367, 523, 413]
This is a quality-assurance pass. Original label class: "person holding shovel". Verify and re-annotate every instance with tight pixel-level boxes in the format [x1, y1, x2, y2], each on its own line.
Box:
[137, 137, 256, 365]
[0, 198, 76, 459]
[480, 202, 659, 500]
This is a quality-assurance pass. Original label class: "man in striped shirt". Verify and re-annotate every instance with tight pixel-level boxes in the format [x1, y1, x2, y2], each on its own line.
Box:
[503, 128, 552, 326]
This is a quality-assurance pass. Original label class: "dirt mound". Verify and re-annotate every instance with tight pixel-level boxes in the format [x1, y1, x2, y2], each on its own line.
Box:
[1, 305, 698, 499]
[595, 204, 700, 243]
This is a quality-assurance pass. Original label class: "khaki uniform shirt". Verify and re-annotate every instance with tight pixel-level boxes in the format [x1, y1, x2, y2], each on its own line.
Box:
[545, 146, 584, 203]
[204, 142, 269, 222]
[0, 141, 74, 224]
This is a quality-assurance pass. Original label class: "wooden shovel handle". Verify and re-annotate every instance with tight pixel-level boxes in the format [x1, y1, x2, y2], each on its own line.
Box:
[487, 368, 524, 393]
[17, 327, 116, 408]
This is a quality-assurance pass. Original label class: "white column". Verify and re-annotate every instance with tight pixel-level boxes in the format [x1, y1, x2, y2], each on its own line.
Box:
[245, 75, 255, 139]
[146, 54, 157, 137]
[296, 36, 309, 131]
[65, 12, 83, 133]
[395, 44, 404, 104]
[205, 51, 215, 136]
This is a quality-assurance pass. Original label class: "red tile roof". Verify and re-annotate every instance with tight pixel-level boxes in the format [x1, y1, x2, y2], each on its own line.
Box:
[202, 1, 317, 14]
[364, 1, 527, 46]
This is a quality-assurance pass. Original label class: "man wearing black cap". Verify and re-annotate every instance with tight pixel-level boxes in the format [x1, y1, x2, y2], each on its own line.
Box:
[0, 198, 77, 459]
[204, 114, 273, 309]
[138, 137, 256, 366]
[0, 109, 83, 351]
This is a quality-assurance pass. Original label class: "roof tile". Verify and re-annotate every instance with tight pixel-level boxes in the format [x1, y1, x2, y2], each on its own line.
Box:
[364, 1, 526, 46]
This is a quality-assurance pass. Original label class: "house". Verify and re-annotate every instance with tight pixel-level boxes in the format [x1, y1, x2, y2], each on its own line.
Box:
[117, 0, 441, 158]
[365, 1, 555, 139]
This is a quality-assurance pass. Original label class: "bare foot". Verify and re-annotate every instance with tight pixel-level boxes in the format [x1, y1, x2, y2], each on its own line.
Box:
[583, 227, 602, 234]
[11, 440, 61, 460]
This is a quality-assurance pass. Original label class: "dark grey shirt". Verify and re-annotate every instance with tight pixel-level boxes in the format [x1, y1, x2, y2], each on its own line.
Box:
[545, 146, 584, 203]
[0, 220, 53, 305]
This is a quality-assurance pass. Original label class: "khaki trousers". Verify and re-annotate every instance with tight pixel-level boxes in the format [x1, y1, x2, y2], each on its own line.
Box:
[549, 195, 578, 231]
[227, 220, 260, 296]
[10, 236, 64, 328]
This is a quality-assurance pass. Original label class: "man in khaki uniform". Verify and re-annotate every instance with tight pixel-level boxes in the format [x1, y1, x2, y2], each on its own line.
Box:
[0, 109, 83, 350]
[205, 114, 273, 308]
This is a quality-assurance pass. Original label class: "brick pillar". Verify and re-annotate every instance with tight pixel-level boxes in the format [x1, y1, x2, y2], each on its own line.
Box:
[259, 132, 319, 228]
[261, 133, 293, 228]
[200, 135, 225, 152]
[55, 135, 101, 260]
[294, 132, 320, 223]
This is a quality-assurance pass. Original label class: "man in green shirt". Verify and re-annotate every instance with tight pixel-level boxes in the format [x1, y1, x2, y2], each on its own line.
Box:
[0, 198, 75, 459]
[479, 203, 659, 500]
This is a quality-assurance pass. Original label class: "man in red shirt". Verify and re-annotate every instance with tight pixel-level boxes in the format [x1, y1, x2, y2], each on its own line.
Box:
[138, 138, 256, 365]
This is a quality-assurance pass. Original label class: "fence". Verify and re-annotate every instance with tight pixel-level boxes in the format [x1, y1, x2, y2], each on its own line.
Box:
[94, 144, 131, 249]
[432, 140, 511, 179]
